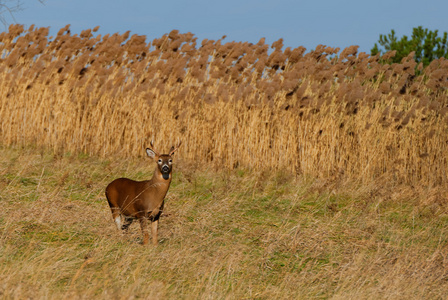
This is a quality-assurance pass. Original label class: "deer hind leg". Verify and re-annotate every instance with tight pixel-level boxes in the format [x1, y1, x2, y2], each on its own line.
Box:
[121, 217, 134, 232]
[109, 207, 122, 231]
[106, 194, 123, 231]
[139, 217, 150, 245]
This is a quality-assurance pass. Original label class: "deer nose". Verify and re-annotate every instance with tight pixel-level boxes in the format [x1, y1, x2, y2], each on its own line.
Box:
[162, 165, 170, 173]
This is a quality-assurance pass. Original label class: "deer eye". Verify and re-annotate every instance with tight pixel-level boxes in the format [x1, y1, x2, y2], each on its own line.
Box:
[169, 159, 173, 164]
[158, 159, 162, 164]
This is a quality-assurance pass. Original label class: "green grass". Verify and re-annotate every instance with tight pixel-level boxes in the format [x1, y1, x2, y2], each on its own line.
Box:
[1, 146, 448, 299]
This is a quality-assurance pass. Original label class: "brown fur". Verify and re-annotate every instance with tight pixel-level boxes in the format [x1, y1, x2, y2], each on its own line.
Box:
[105, 142, 181, 245]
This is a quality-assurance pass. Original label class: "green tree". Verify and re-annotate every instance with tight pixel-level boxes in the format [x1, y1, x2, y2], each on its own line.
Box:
[371, 26, 448, 66]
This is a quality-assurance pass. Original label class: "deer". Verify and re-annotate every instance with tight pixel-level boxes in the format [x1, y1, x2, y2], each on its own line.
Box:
[105, 141, 181, 245]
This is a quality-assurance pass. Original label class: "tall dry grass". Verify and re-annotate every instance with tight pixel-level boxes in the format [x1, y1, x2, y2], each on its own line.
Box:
[1, 148, 448, 299]
[0, 24, 448, 188]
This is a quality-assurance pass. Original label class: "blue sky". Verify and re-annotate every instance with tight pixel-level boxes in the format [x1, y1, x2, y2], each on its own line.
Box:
[9, 0, 448, 54]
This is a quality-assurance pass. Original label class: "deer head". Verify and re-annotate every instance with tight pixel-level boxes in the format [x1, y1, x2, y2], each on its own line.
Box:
[146, 141, 182, 180]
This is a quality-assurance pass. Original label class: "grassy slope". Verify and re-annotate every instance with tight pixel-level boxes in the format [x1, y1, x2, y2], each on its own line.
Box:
[1, 146, 448, 299]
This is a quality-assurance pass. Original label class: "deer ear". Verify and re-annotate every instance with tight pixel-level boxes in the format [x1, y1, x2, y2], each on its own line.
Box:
[146, 148, 157, 159]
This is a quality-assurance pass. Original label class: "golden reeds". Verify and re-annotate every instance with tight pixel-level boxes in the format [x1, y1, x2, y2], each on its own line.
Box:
[1, 24, 448, 187]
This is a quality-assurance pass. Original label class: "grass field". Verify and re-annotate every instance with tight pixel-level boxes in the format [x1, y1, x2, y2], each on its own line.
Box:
[1, 146, 448, 299]
[1, 24, 448, 299]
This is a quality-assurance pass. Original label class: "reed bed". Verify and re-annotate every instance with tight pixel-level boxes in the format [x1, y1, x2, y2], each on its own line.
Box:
[1, 24, 448, 187]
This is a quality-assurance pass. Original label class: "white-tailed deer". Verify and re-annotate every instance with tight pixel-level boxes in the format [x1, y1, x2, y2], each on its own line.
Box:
[105, 141, 181, 245]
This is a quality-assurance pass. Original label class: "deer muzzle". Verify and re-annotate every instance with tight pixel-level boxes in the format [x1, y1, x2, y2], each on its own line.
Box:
[161, 165, 170, 180]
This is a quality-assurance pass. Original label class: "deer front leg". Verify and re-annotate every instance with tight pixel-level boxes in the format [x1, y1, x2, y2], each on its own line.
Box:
[151, 220, 159, 245]
[139, 217, 150, 245]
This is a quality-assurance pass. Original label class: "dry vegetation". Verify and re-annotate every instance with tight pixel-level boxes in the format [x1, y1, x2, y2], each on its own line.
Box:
[1, 147, 448, 299]
[0, 24, 447, 187]
[1, 24, 448, 298]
